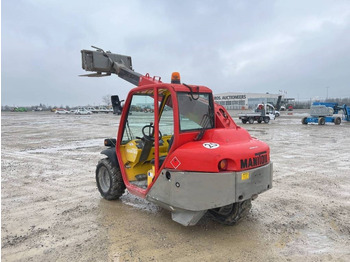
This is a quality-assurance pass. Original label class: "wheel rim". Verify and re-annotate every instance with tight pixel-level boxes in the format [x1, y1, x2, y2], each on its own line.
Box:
[214, 204, 234, 215]
[98, 166, 111, 193]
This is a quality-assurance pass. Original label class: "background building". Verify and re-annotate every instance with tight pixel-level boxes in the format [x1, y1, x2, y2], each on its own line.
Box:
[214, 92, 284, 110]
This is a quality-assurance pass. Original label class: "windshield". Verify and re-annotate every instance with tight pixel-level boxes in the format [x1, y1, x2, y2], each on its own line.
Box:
[177, 92, 214, 131]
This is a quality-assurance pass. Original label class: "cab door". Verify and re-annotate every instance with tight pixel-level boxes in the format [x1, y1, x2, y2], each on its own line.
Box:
[116, 87, 174, 196]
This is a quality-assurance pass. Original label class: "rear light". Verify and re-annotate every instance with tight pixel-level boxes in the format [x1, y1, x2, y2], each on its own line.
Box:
[218, 159, 228, 171]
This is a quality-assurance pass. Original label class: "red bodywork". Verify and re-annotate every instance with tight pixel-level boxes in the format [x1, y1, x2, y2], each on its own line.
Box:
[116, 74, 270, 198]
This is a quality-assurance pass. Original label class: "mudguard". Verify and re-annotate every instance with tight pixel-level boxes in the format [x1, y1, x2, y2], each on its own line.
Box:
[101, 147, 118, 167]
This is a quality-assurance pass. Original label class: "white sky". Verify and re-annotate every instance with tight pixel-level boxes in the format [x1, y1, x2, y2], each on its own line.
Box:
[2, 0, 350, 106]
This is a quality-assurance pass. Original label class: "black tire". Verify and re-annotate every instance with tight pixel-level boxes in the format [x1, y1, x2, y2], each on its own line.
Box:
[264, 117, 270, 124]
[208, 199, 252, 226]
[248, 118, 254, 124]
[318, 117, 325, 125]
[241, 119, 247, 124]
[257, 118, 262, 123]
[96, 158, 126, 200]
[334, 117, 341, 125]
[275, 112, 280, 117]
[302, 117, 308, 125]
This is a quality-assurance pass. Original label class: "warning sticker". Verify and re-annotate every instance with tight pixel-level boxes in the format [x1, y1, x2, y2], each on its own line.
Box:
[203, 143, 220, 149]
[170, 157, 181, 169]
[241, 172, 250, 180]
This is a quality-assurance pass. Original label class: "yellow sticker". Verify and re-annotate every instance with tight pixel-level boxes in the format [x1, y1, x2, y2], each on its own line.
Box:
[241, 172, 250, 180]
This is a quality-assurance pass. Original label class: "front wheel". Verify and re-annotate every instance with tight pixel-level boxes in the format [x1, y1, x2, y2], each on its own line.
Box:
[318, 117, 325, 125]
[302, 117, 308, 125]
[96, 158, 126, 200]
[264, 117, 270, 123]
[334, 117, 341, 125]
[208, 199, 252, 226]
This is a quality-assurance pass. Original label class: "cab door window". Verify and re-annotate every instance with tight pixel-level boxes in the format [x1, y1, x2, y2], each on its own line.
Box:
[121, 94, 155, 144]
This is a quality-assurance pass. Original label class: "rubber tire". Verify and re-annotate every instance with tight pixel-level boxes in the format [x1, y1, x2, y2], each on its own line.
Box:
[248, 118, 254, 124]
[264, 117, 270, 124]
[275, 112, 280, 117]
[334, 117, 341, 125]
[241, 119, 247, 124]
[209, 199, 252, 226]
[257, 118, 262, 123]
[96, 158, 126, 200]
[318, 117, 325, 125]
[302, 117, 308, 125]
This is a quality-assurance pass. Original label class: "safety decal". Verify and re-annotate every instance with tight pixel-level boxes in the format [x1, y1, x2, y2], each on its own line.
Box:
[170, 156, 181, 169]
[203, 143, 220, 149]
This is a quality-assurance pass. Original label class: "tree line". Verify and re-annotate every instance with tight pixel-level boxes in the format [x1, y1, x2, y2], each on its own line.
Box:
[1, 95, 114, 112]
[292, 97, 350, 109]
[2, 97, 349, 111]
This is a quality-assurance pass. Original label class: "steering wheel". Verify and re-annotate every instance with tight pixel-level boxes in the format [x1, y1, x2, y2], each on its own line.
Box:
[142, 124, 162, 141]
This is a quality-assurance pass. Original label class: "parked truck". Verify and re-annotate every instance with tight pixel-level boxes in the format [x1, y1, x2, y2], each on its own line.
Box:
[238, 103, 278, 124]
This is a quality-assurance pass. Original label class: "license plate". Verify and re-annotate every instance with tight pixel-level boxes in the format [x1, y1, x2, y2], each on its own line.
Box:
[241, 172, 250, 180]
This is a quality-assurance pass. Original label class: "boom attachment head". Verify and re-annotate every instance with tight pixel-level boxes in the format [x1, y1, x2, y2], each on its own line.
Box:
[80, 46, 142, 86]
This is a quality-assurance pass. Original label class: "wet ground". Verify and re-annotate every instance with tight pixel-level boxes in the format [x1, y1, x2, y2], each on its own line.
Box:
[1, 110, 350, 261]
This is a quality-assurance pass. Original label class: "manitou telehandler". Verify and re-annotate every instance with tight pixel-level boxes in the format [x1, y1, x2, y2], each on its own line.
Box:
[80, 46, 273, 226]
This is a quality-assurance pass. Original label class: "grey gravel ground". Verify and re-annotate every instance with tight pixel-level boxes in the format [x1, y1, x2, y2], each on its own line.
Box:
[1, 110, 349, 261]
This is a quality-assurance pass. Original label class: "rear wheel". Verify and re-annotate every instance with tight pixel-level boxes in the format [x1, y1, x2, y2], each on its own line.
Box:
[248, 118, 254, 124]
[302, 117, 308, 125]
[334, 117, 341, 125]
[208, 199, 252, 226]
[264, 117, 270, 123]
[257, 118, 262, 123]
[96, 158, 126, 200]
[241, 119, 247, 124]
[318, 117, 325, 125]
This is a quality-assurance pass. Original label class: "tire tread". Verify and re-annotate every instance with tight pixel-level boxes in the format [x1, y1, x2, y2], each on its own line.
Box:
[96, 158, 126, 200]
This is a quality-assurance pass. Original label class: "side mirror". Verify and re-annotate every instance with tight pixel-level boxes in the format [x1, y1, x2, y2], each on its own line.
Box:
[111, 95, 123, 115]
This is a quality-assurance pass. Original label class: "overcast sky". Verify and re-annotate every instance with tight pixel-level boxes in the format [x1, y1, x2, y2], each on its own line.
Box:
[2, 0, 350, 107]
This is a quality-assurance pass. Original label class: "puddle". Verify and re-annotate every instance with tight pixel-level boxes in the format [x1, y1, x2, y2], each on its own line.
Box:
[303, 232, 333, 254]
[284, 230, 334, 255]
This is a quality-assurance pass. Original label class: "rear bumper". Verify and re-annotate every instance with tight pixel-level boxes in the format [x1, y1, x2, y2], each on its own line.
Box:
[146, 162, 273, 212]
